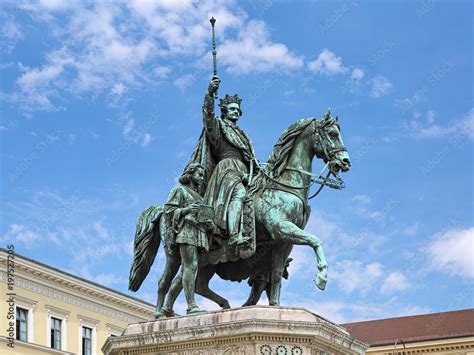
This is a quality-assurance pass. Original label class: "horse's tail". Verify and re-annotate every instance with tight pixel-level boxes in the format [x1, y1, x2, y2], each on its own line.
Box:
[128, 204, 164, 292]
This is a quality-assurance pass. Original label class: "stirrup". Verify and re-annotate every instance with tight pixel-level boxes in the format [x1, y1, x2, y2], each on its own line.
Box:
[229, 235, 252, 248]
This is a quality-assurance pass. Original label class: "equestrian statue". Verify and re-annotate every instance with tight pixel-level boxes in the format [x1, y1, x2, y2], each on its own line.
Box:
[128, 17, 352, 318]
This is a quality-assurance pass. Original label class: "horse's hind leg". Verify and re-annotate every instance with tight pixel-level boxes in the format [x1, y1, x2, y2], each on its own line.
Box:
[242, 280, 267, 307]
[195, 264, 231, 309]
[269, 243, 292, 306]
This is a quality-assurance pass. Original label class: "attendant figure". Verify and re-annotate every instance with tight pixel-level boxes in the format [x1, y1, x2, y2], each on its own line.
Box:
[157, 163, 214, 317]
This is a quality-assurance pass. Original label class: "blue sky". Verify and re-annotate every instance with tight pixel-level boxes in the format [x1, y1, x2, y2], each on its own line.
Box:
[1, 0, 472, 323]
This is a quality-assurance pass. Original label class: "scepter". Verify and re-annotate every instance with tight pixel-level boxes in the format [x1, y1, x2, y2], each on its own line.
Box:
[210, 17, 218, 99]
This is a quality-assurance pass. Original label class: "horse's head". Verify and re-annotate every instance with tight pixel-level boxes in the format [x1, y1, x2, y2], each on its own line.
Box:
[313, 110, 351, 174]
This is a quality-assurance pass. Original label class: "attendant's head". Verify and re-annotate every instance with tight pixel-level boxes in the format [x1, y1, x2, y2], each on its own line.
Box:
[179, 163, 204, 186]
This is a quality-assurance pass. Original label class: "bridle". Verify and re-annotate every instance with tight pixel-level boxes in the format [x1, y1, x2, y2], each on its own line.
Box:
[259, 119, 346, 199]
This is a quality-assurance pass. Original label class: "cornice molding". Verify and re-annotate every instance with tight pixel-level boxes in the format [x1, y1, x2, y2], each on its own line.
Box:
[78, 314, 100, 326]
[45, 304, 70, 318]
[14, 294, 38, 308]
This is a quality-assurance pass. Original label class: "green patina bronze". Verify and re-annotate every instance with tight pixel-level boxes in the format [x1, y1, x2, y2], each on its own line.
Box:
[128, 18, 352, 317]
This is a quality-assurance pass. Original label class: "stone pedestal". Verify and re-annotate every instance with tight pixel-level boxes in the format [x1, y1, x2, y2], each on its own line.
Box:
[102, 305, 367, 355]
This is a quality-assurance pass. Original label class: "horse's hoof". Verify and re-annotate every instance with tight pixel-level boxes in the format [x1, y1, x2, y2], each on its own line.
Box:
[314, 275, 327, 290]
[154, 311, 166, 319]
[222, 303, 231, 309]
[159, 307, 177, 318]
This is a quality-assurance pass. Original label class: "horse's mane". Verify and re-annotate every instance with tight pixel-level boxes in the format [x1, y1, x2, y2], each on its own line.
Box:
[264, 118, 315, 178]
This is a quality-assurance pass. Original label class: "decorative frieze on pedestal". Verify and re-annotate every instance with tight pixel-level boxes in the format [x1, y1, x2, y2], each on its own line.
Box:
[102, 306, 367, 355]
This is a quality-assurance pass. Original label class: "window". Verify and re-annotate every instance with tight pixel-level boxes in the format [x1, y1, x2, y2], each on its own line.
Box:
[16, 307, 28, 341]
[78, 316, 98, 355]
[46, 305, 68, 350]
[50, 317, 62, 350]
[82, 327, 92, 355]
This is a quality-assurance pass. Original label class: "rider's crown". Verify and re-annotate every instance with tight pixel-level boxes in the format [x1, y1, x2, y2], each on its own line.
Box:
[219, 94, 242, 110]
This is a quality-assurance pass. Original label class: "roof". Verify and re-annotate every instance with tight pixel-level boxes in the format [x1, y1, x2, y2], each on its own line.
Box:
[342, 309, 474, 346]
[0, 247, 154, 308]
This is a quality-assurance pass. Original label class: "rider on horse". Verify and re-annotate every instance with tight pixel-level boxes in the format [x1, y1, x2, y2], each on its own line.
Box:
[185, 77, 259, 255]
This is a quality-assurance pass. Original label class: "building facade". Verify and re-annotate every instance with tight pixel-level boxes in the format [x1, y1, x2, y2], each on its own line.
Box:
[343, 309, 474, 354]
[0, 248, 155, 355]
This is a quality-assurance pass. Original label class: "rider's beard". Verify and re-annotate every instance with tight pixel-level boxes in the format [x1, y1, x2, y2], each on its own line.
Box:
[227, 114, 239, 122]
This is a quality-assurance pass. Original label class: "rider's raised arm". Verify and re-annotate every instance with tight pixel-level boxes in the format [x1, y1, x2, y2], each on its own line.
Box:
[202, 78, 221, 146]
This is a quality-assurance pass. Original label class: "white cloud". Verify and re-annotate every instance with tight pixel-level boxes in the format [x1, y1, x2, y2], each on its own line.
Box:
[402, 222, 420, 237]
[426, 110, 435, 124]
[6, 1, 306, 112]
[426, 227, 474, 278]
[380, 271, 410, 295]
[173, 73, 196, 89]
[218, 20, 304, 74]
[406, 108, 474, 140]
[3, 224, 40, 244]
[288, 246, 315, 278]
[352, 194, 371, 204]
[1, 12, 24, 54]
[111, 82, 127, 97]
[37, 0, 78, 12]
[308, 49, 346, 75]
[331, 260, 384, 294]
[142, 132, 152, 146]
[122, 116, 135, 137]
[92, 221, 110, 240]
[93, 273, 127, 287]
[153, 66, 172, 79]
[3, 20, 23, 41]
[369, 76, 393, 98]
[351, 68, 364, 80]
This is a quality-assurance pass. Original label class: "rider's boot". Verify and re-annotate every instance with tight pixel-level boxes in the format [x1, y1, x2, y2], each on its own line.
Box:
[227, 184, 251, 249]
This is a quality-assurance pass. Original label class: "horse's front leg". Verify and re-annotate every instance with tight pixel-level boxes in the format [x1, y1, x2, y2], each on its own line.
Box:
[274, 220, 328, 291]
[269, 243, 292, 306]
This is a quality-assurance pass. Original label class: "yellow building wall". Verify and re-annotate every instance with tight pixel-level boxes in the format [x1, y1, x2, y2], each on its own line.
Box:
[1, 272, 148, 354]
[365, 336, 474, 355]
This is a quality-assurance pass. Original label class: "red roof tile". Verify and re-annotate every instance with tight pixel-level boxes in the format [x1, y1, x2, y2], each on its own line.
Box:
[341, 309, 474, 346]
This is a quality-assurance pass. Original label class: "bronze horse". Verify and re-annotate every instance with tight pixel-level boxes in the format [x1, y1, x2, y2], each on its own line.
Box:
[129, 111, 351, 310]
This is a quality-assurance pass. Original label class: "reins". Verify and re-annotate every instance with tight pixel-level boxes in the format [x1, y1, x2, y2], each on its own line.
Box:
[256, 120, 347, 199]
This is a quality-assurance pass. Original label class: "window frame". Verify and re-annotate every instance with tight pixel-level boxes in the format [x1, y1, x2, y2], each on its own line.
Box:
[77, 315, 98, 355]
[82, 326, 92, 355]
[50, 317, 62, 350]
[15, 307, 28, 341]
[46, 305, 69, 351]
[14, 296, 36, 343]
